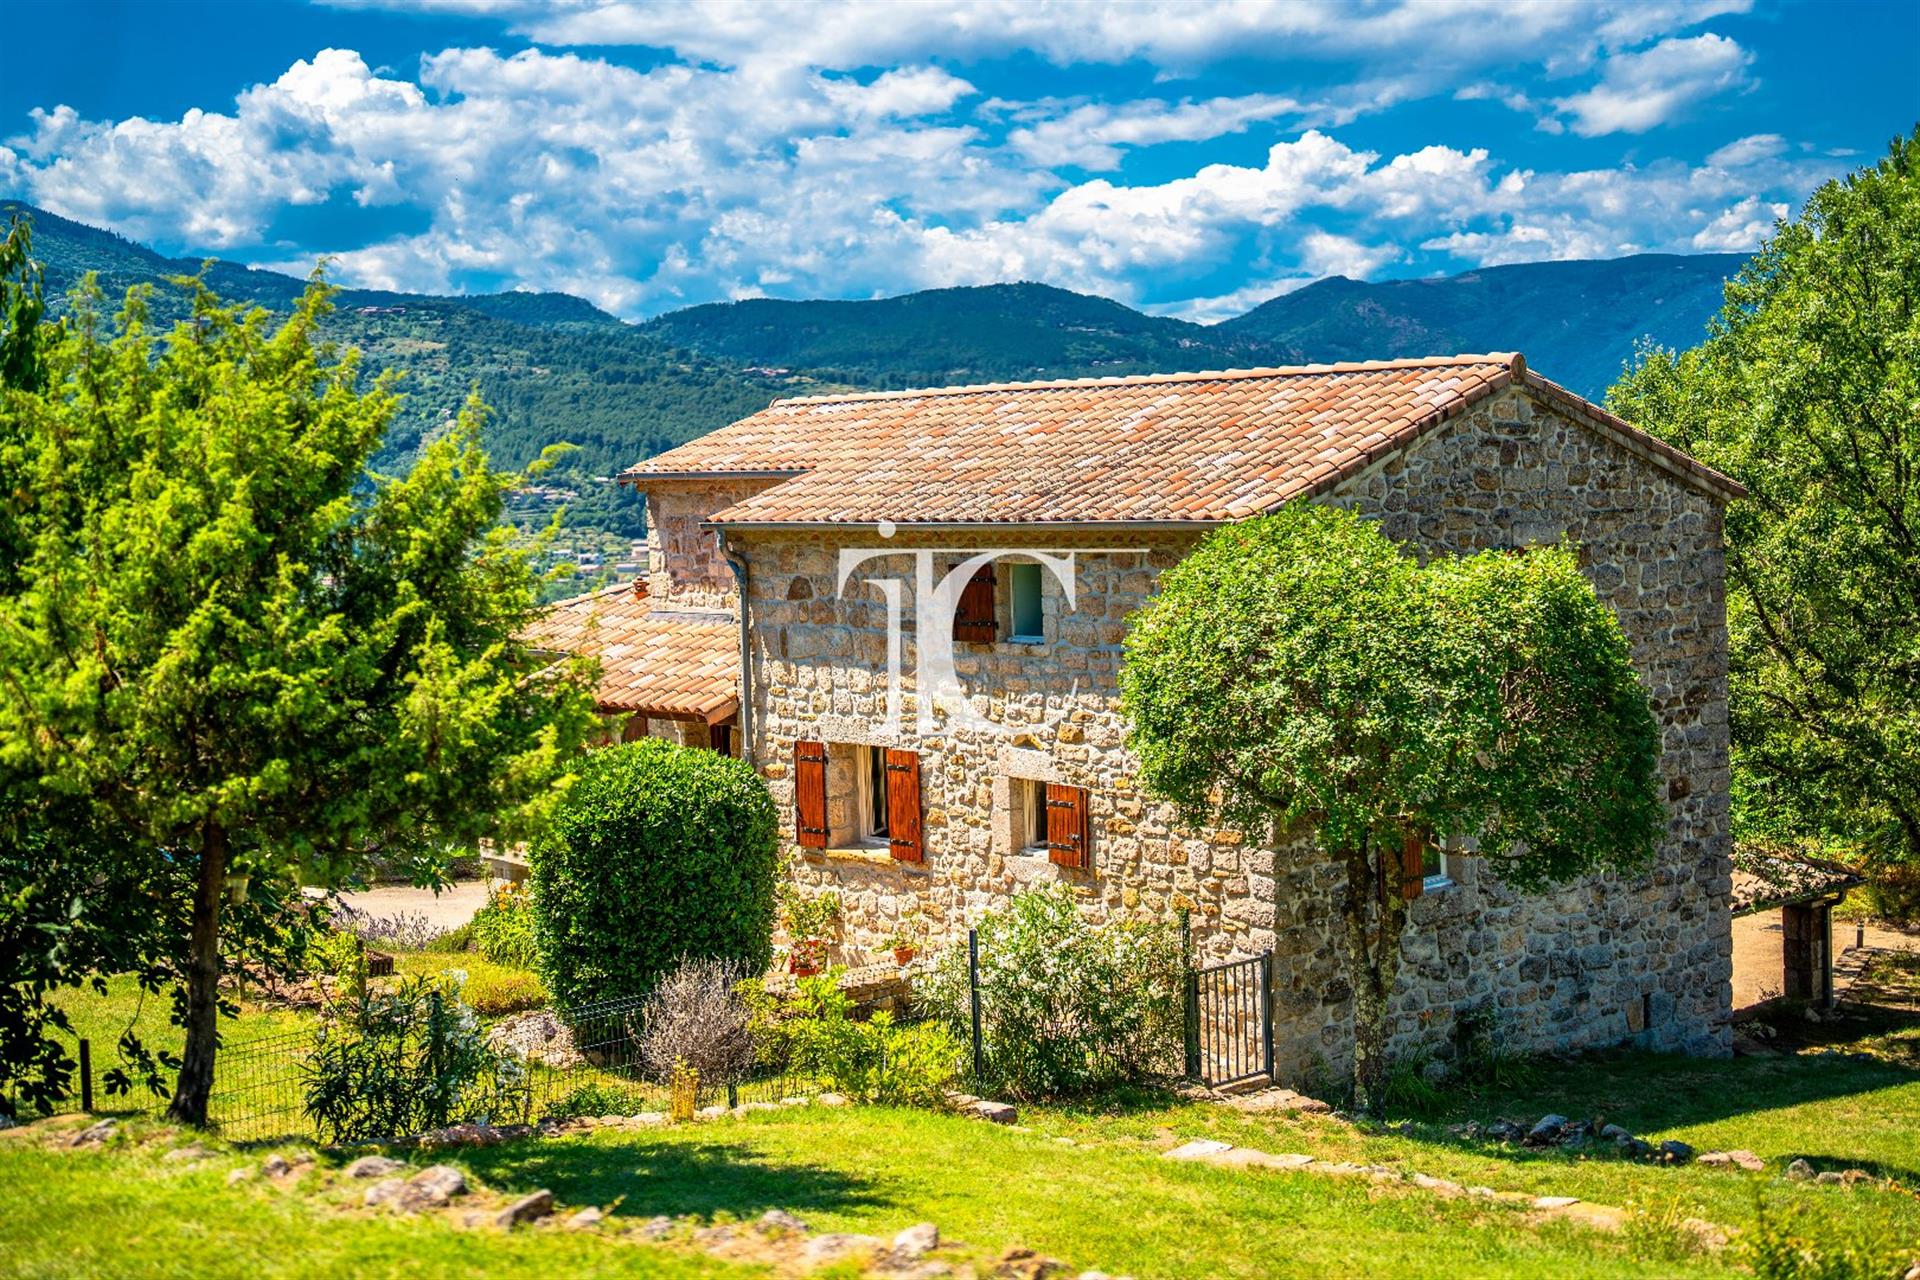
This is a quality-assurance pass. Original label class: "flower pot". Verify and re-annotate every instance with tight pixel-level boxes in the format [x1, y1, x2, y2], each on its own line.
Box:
[892, 946, 916, 965]
[789, 959, 822, 977]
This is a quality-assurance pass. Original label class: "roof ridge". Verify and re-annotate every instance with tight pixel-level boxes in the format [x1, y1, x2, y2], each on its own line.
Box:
[766, 353, 1524, 406]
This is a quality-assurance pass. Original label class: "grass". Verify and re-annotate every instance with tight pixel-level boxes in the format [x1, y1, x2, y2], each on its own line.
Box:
[15, 1038, 1918, 1280]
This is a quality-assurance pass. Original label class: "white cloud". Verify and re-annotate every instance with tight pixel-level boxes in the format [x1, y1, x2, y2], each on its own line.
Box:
[1553, 33, 1752, 136]
[1005, 94, 1308, 171]
[1706, 132, 1786, 168]
[1690, 195, 1787, 250]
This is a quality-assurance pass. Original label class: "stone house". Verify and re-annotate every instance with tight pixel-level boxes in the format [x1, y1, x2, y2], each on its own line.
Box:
[542, 352, 1743, 1079]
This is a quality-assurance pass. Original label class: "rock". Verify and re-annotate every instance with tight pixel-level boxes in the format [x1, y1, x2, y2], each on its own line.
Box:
[759, 1209, 808, 1234]
[966, 1100, 1017, 1124]
[346, 1155, 407, 1179]
[364, 1178, 405, 1207]
[1420, 1059, 1450, 1085]
[994, 1245, 1068, 1278]
[1411, 1173, 1464, 1195]
[484, 1010, 584, 1069]
[1903, 1263, 1920, 1280]
[1487, 1120, 1526, 1143]
[495, 1189, 554, 1229]
[693, 1225, 739, 1249]
[1532, 1195, 1582, 1209]
[398, 1164, 468, 1211]
[260, 1154, 292, 1178]
[225, 1167, 254, 1186]
[696, 1105, 729, 1119]
[1786, 1158, 1816, 1181]
[1815, 1170, 1846, 1186]
[1696, 1150, 1764, 1172]
[1599, 1123, 1632, 1143]
[1621, 1138, 1654, 1160]
[1163, 1139, 1234, 1161]
[816, 1092, 850, 1107]
[566, 1207, 604, 1231]
[1525, 1115, 1568, 1145]
[1214, 1149, 1314, 1171]
[639, 1215, 676, 1240]
[163, 1143, 211, 1164]
[892, 1222, 941, 1260]
[1657, 1140, 1695, 1165]
[69, 1119, 117, 1147]
[801, 1233, 883, 1266]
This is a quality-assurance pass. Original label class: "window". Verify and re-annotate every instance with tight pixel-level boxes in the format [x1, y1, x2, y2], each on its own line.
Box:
[1008, 561, 1044, 642]
[1014, 777, 1048, 852]
[1421, 842, 1446, 884]
[858, 744, 891, 843]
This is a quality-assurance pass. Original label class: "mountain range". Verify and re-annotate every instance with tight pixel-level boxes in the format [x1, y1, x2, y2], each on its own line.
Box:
[3, 199, 1745, 551]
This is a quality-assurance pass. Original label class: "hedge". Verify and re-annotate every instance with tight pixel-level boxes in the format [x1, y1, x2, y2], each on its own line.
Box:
[529, 738, 778, 1010]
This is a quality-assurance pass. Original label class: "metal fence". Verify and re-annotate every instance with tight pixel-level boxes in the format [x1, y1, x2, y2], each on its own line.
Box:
[1184, 951, 1274, 1089]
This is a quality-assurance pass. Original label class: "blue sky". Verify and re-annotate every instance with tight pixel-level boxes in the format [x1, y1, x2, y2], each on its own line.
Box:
[2, 0, 1914, 322]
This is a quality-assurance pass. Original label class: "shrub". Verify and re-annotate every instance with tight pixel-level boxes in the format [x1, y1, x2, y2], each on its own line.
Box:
[921, 885, 1182, 1100]
[461, 966, 547, 1017]
[774, 970, 960, 1106]
[331, 907, 441, 952]
[427, 921, 476, 953]
[301, 974, 528, 1142]
[471, 881, 538, 967]
[637, 957, 756, 1086]
[307, 928, 365, 978]
[530, 738, 778, 1010]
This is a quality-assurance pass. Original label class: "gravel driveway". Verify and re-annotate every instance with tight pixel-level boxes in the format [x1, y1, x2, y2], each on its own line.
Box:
[335, 880, 491, 932]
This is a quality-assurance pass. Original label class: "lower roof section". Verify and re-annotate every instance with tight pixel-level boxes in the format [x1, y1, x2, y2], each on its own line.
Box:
[522, 583, 739, 724]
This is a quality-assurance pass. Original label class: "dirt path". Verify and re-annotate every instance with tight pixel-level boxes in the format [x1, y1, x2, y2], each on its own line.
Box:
[1733, 912, 1920, 1010]
[335, 880, 490, 932]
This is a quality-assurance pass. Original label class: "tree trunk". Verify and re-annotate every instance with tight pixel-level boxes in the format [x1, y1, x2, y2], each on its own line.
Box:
[1341, 834, 1408, 1118]
[167, 821, 226, 1127]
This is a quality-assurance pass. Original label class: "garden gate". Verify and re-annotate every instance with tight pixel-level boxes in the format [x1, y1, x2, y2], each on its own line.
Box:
[1184, 951, 1274, 1089]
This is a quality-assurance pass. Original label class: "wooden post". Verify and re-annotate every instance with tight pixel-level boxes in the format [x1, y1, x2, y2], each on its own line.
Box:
[967, 929, 984, 1084]
[1781, 903, 1818, 1002]
[79, 1039, 93, 1114]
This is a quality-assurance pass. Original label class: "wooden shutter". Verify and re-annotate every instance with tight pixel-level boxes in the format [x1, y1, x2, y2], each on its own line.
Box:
[1399, 832, 1426, 901]
[794, 740, 828, 849]
[1045, 783, 1092, 869]
[884, 748, 924, 862]
[952, 564, 998, 643]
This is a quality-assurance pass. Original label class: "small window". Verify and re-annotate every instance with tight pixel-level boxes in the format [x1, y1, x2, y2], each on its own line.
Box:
[1008, 562, 1044, 642]
[858, 745, 891, 843]
[1015, 777, 1048, 853]
[1421, 842, 1449, 888]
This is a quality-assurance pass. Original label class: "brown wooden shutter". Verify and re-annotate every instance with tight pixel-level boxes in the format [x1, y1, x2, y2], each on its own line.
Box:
[1399, 832, 1426, 901]
[1045, 783, 1091, 869]
[794, 740, 828, 849]
[952, 564, 998, 643]
[884, 748, 924, 862]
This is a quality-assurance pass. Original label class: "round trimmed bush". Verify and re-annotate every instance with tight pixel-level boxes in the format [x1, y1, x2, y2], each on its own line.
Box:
[529, 738, 778, 1010]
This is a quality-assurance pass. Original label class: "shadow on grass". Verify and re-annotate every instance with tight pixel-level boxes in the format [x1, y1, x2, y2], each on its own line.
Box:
[455, 1134, 894, 1221]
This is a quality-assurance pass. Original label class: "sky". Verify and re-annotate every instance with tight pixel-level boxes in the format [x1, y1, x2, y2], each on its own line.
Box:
[1, 0, 1915, 323]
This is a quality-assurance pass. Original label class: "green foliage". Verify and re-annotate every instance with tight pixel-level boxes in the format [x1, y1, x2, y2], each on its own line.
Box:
[1120, 504, 1663, 1112]
[426, 921, 476, 953]
[0, 239, 600, 1122]
[300, 974, 528, 1143]
[1609, 130, 1920, 870]
[471, 882, 538, 968]
[1732, 1196, 1906, 1280]
[771, 970, 960, 1106]
[529, 738, 778, 1010]
[307, 930, 366, 979]
[921, 886, 1182, 1100]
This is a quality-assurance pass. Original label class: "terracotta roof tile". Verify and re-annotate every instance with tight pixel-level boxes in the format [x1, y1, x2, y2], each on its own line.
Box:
[522, 584, 738, 722]
[623, 353, 1742, 525]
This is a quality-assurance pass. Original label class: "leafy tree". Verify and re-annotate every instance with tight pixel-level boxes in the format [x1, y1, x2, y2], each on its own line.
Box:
[1608, 129, 1920, 869]
[1120, 505, 1663, 1113]
[0, 226, 599, 1124]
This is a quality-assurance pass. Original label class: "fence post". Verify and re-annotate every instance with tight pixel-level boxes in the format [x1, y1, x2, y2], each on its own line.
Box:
[1260, 950, 1275, 1083]
[967, 928, 984, 1084]
[79, 1038, 93, 1114]
[1180, 911, 1200, 1080]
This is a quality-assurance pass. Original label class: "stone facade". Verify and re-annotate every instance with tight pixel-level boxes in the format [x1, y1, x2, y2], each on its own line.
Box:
[644, 476, 779, 611]
[642, 384, 1735, 1078]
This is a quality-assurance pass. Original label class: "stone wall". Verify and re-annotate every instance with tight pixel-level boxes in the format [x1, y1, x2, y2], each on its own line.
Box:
[732, 383, 1734, 1074]
[638, 476, 777, 611]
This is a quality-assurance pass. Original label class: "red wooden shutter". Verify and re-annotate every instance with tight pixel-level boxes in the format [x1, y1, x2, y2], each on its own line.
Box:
[794, 740, 828, 849]
[884, 748, 923, 862]
[1045, 783, 1091, 869]
[1399, 832, 1426, 901]
[952, 564, 998, 643]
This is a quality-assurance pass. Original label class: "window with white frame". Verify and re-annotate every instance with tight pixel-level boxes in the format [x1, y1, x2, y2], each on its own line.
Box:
[1013, 776, 1048, 853]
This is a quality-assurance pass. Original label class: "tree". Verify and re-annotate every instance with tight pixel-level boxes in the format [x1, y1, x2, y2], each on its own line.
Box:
[1120, 505, 1663, 1113]
[1608, 129, 1920, 870]
[0, 226, 600, 1124]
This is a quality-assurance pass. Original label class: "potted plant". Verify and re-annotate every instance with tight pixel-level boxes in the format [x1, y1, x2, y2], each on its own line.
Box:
[882, 911, 926, 965]
[779, 887, 839, 977]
